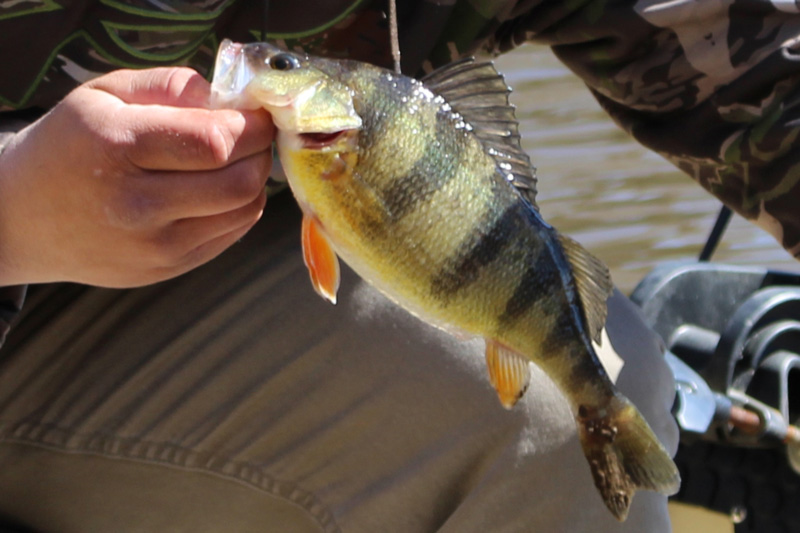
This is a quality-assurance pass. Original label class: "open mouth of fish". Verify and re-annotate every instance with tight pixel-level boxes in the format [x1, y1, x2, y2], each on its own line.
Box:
[300, 130, 352, 148]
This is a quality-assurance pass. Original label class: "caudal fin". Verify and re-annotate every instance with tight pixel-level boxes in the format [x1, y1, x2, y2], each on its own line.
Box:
[577, 395, 680, 521]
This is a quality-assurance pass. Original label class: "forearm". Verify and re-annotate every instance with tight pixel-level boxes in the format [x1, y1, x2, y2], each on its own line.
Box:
[492, 0, 800, 257]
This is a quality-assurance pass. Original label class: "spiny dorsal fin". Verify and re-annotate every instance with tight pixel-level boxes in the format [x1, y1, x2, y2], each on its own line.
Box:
[558, 234, 613, 344]
[421, 58, 538, 207]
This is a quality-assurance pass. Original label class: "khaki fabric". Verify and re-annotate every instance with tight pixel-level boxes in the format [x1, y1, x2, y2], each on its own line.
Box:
[0, 443, 321, 533]
[0, 193, 676, 532]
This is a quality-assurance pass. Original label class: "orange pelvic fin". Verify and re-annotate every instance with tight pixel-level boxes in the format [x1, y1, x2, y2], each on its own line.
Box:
[301, 214, 341, 305]
[485, 340, 531, 409]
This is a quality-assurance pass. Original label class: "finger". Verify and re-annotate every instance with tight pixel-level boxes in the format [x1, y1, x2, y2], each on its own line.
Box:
[109, 152, 272, 228]
[171, 186, 267, 248]
[154, 191, 267, 277]
[165, 224, 256, 280]
[87, 67, 212, 108]
[117, 104, 274, 171]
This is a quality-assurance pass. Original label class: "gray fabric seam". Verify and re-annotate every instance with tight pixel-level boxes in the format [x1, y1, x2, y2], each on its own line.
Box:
[0, 421, 341, 533]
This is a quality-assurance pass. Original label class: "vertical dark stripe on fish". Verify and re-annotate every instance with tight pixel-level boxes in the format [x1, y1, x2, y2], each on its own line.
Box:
[497, 241, 558, 329]
[541, 305, 581, 362]
[431, 201, 525, 299]
[568, 349, 608, 390]
[379, 108, 469, 221]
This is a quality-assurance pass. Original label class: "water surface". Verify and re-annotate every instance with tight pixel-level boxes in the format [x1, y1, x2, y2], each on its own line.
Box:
[493, 46, 799, 292]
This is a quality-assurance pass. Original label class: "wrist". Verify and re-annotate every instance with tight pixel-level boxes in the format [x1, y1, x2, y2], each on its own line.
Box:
[0, 119, 35, 286]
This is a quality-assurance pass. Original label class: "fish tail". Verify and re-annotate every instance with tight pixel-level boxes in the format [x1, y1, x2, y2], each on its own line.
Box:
[576, 394, 680, 521]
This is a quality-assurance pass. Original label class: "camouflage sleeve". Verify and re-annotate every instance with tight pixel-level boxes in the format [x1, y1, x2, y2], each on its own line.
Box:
[0, 117, 31, 347]
[489, 0, 800, 258]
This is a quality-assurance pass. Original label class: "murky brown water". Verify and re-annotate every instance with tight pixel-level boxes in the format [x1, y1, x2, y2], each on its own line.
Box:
[494, 45, 799, 293]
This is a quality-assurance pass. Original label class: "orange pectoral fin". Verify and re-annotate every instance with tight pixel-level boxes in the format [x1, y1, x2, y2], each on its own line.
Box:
[485, 340, 532, 409]
[301, 214, 341, 305]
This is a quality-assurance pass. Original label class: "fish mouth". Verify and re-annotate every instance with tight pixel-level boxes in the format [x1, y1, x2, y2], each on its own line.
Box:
[300, 129, 353, 149]
[211, 39, 259, 109]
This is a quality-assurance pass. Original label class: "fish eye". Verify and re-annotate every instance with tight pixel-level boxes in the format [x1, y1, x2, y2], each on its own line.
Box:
[268, 53, 301, 71]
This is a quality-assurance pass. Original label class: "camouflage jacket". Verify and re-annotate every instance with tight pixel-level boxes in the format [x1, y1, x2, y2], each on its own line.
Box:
[2, 0, 800, 339]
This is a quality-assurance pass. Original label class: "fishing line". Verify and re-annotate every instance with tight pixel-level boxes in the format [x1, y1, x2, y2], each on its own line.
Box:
[261, 0, 270, 41]
[260, 0, 399, 73]
[388, 0, 401, 73]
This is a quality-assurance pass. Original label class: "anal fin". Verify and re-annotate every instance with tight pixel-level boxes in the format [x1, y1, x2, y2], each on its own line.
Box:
[485, 340, 531, 409]
[301, 214, 340, 305]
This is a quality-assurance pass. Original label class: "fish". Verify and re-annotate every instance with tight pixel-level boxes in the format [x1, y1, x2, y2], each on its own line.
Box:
[210, 39, 680, 520]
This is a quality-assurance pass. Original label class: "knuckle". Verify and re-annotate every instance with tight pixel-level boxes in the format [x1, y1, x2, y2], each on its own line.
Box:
[106, 188, 162, 229]
[60, 91, 136, 168]
[253, 187, 268, 211]
[202, 119, 236, 168]
[222, 156, 269, 200]
[172, 237, 221, 272]
[104, 130, 137, 165]
[90, 113, 138, 168]
[231, 196, 266, 228]
[145, 232, 184, 266]
[84, 68, 134, 91]
[161, 67, 197, 101]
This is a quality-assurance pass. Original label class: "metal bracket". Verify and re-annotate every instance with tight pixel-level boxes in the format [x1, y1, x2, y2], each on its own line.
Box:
[632, 263, 800, 473]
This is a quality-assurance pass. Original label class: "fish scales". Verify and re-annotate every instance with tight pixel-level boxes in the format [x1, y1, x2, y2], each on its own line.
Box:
[377, 109, 468, 222]
[344, 66, 514, 322]
[431, 201, 529, 300]
[211, 40, 681, 522]
[349, 71, 550, 332]
[295, 60, 621, 454]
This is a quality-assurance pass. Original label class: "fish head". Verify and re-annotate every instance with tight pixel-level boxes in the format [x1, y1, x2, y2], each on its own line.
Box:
[211, 39, 362, 134]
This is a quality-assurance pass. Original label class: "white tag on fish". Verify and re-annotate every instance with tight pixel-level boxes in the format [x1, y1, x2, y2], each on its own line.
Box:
[593, 328, 624, 383]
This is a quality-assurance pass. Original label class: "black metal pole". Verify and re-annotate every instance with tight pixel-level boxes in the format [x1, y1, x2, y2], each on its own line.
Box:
[698, 205, 733, 262]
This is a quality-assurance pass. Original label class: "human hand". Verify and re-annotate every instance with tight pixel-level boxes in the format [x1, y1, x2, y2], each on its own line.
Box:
[0, 67, 273, 288]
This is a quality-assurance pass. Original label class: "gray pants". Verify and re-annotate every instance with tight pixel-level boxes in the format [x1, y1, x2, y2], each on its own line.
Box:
[0, 193, 677, 532]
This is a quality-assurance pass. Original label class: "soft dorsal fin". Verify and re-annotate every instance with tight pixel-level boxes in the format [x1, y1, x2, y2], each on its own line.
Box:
[558, 234, 613, 344]
[421, 58, 538, 207]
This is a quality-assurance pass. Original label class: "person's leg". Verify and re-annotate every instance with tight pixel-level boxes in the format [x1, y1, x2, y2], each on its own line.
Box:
[0, 192, 677, 532]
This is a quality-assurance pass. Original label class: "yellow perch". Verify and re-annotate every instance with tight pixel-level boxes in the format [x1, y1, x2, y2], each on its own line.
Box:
[211, 40, 680, 520]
